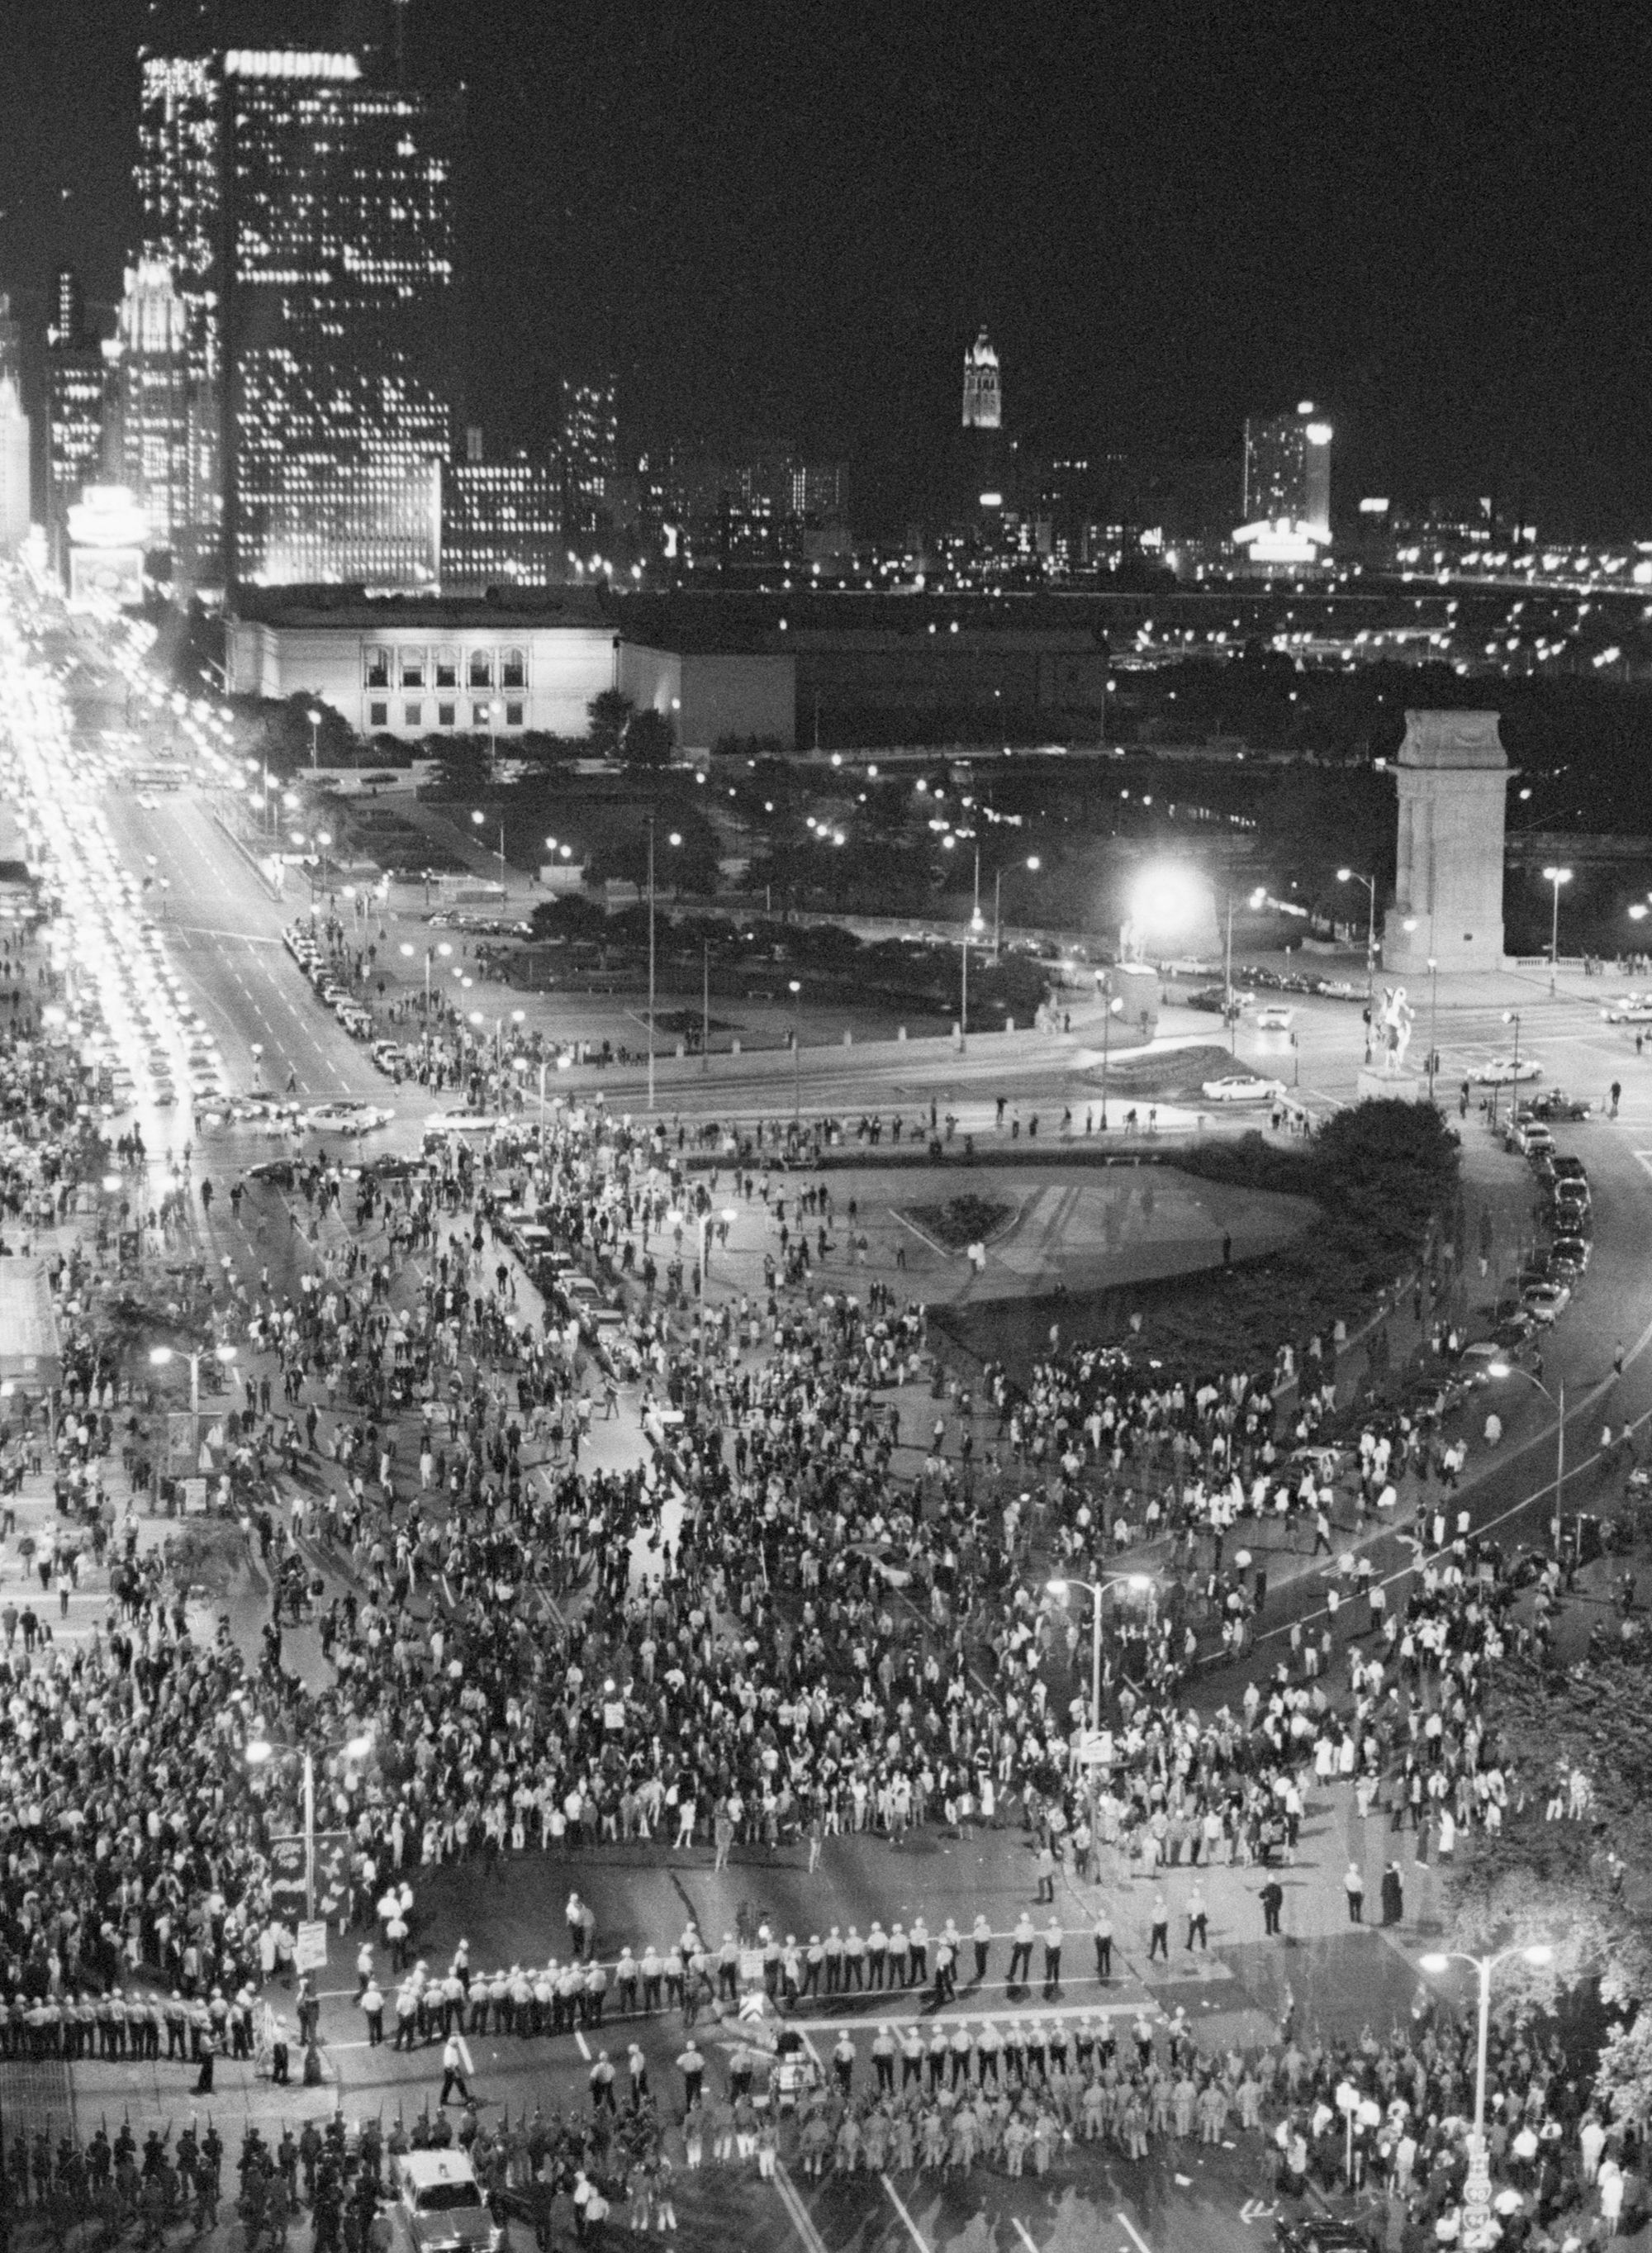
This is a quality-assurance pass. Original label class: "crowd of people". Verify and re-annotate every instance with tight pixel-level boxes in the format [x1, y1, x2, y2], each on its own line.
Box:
[0, 883, 1631, 2253]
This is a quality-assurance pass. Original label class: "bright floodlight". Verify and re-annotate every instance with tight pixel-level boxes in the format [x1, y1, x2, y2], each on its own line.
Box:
[1488, 1362, 1512, 1379]
[1523, 1944, 1554, 1965]
[344, 1733, 373, 1761]
[1336, 866, 1353, 882]
[1127, 863, 1212, 949]
[149, 1346, 173, 1367]
[244, 1739, 273, 1765]
[1127, 1574, 1152, 1591]
[1419, 1953, 1450, 1974]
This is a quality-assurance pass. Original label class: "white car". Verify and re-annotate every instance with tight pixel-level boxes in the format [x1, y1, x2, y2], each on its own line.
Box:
[301, 1101, 392, 1136]
[1475, 1056, 1542, 1084]
[1254, 1004, 1295, 1030]
[1201, 1075, 1286, 1104]
[1601, 1000, 1652, 1024]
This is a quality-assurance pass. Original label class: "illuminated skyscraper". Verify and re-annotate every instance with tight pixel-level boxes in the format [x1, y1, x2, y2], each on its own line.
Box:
[561, 377, 618, 540]
[0, 378, 30, 555]
[112, 261, 191, 545]
[961, 327, 1002, 430]
[0, 296, 22, 389]
[45, 275, 107, 580]
[441, 454, 564, 589]
[1241, 401, 1332, 543]
[133, 43, 458, 585]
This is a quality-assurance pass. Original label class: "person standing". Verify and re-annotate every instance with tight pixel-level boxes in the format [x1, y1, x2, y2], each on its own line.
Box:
[1344, 1861, 1365, 1924]
[1093, 1910, 1113, 1980]
[1380, 1862, 1404, 1927]
[439, 2030, 473, 2107]
[1148, 1893, 1170, 1962]
[676, 2038, 705, 2115]
[1184, 1887, 1208, 1952]
[1259, 1880, 1284, 1937]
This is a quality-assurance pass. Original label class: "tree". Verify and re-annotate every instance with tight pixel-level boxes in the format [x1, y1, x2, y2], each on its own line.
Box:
[529, 894, 607, 942]
[623, 709, 676, 768]
[586, 689, 634, 762]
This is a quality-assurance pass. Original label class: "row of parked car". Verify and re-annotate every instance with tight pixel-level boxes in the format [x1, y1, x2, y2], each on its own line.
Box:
[282, 923, 373, 1039]
[1492, 1111, 1593, 1342]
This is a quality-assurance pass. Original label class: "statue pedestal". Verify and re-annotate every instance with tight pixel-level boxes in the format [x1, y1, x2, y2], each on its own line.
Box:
[1356, 1067, 1431, 1105]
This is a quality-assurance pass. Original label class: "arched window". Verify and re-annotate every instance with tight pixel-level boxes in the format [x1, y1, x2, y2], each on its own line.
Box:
[500, 646, 526, 690]
[467, 649, 492, 688]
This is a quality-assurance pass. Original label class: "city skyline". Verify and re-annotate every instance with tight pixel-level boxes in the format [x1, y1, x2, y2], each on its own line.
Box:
[0, 2, 1645, 542]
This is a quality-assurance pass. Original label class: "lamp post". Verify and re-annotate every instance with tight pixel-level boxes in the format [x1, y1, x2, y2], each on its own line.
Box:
[246, 1730, 373, 1920]
[1498, 1009, 1521, 1128]
[1418, 1944, 1553, 2248]
[669, 1203, 741, 1372]
[788, 978, 802, 1122]
[1046, 1571, 1153, 1733]
[1488, 1359, 1566, 1556]
[1337, 867, 1378, 1059]
[1541, 864, 1572, 995]
[994, 854, 1039, 962]
[1094, 972, 1122, 1129]
[149, 1339, 237, 1415]
[306, 708, 322, 769]
[646, 815, 656, 1115]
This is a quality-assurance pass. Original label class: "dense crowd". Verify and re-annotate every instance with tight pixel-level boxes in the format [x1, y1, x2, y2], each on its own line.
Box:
[0, 924, 1631, 2253]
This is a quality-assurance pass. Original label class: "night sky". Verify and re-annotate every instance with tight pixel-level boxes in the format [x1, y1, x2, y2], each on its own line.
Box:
[3, 0, 1648, 533]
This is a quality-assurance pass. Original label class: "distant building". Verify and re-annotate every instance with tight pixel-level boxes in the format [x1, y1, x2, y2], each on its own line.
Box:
[112, 260, 191, 546]
[224, 584, 795, 754]
[45, 276, 107, 581]
[961, 327, 1002, 430]
[1238, 402, 1332, 560]
[561, 377, 618, 542]
[134, 44, 460, 586]
[440, 455, 564, 589]
[0, 296, 21, 388]
[0, 378, 30, 555]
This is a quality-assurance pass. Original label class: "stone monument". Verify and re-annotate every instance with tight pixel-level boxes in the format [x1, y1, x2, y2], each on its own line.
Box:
[1381, 710, 1509, 975]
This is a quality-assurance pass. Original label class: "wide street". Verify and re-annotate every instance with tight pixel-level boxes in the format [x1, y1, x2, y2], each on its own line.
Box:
[6, 615, 1652, 2253]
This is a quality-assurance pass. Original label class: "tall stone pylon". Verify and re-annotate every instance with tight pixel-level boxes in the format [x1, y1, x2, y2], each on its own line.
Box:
[1382, 711, 1509, 974]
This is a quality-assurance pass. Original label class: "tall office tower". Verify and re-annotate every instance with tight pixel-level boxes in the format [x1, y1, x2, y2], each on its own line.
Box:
[1241, 401, 1332, 541]
[135, 54, 221, 553]
[0, 297, 22, 388]
[0, 378, 30, 554]
[45, 276, 108, 579]
[961, 327, 1002, 429]
[135, 42, 458, 585]
[561, 376, 618, 539]
[440, 454, 564, 588]
[51, 270, 83, 349]
[113, 261, 192, 544]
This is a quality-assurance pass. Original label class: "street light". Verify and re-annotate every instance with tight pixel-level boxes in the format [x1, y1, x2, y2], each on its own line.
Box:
[1046, 1571, 1152, 1733]
[788, 978, 802, 1122]
[993, 853, 1040, 961]
[1094, 972, 1123, 1129]
[245, 1730, 374, 1919]
[667, 1203, 742, 1371]
[306, 707, 323, 769]
[150, 1338, 237, 1414]
[1337, 868, 1378, 1058]
[1418, 1944, 1553, 2247]
[1541, 865, 1572, 995]
[1488, 1360, 1567, 1556]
